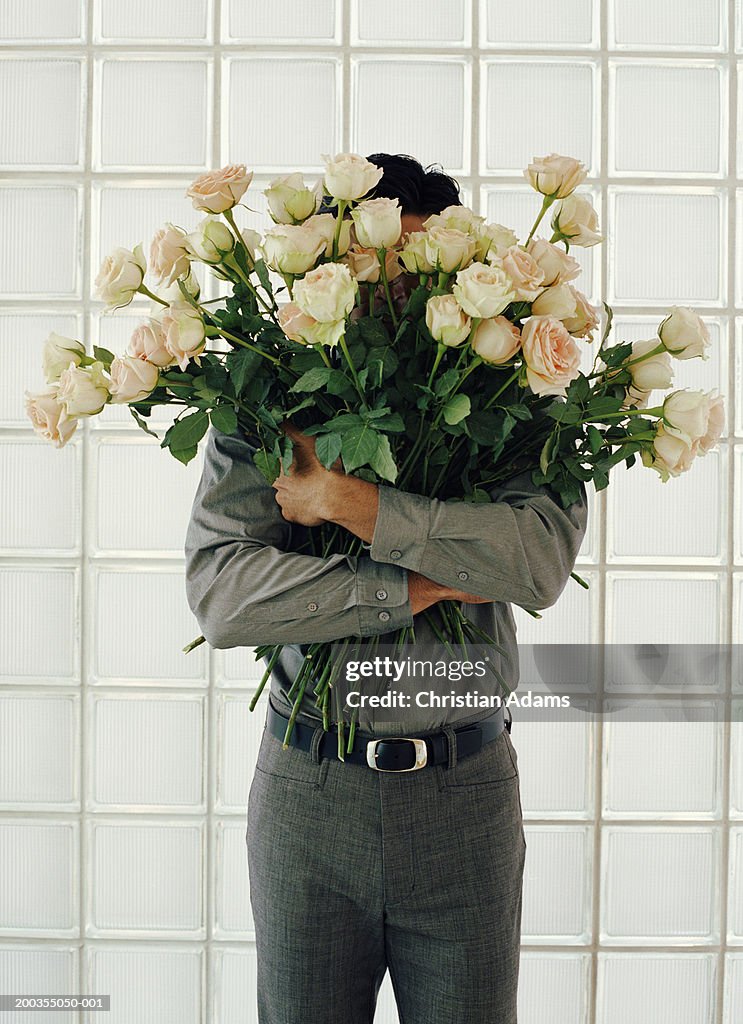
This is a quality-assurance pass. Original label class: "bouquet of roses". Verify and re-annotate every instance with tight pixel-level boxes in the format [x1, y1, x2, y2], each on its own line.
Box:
[25, 151, 725, 753]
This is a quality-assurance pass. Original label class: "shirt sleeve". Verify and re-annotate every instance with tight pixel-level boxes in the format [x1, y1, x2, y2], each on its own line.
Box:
[368, 469, 589, 611]
[184, 425, 413, 647]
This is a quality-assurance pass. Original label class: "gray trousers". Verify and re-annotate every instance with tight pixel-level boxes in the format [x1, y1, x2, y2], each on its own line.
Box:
[246, 713, 526, 1024]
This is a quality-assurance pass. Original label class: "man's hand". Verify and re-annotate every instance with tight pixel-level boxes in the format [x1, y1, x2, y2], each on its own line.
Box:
[407, 571, 491, 616]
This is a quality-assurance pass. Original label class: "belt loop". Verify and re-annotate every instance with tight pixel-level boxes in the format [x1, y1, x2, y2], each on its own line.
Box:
[309, 725, 324, 763]
[442, 725, 457, 768]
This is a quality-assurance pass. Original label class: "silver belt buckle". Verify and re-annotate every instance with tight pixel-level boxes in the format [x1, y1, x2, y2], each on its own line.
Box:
[366, 737, 428, 772]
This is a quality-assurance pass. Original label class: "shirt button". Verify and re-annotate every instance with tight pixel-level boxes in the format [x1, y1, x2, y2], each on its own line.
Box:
[457, 571, 469, 582]
[307, 602, 318, 612]
[390, 549, 402, 560]
[375, 588, 388, 601]
[378, 610, 391, 623]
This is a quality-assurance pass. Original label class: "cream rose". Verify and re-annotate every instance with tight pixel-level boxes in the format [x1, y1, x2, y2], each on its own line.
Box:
[662, 389, 721, 448]
[156, 270, 201, 305]
[478, 223, 520, 262]
[424, 226, 478, 274]
[344, 245, 404, 284]
[303, 213, 352, 259]
[159, 302, 207, 372]
[185, 216, 235, 264]
[186, 164, 253, 213]
[530, 282, 578, 320]
[641, 424, 697, 481]
[525, 237, 581, 286]
[621, 338, 674, 409]
[94, 243, 146, 310]
[525, 153, 587, 198]
[399, 231, 435, 274]
[127, 321, 175, 368]
[320, 152, 384, 201]
[451, 261, 516, 318]
[149, 224, 191, 286]
[25, 385, 78, 447]
[500, 245, 545, 302]
[658, 306, 711, 360]
[521, 315, 582, 397]
[423, 205, 486, 235]
[562, 287, 600, 338]
[57, 361, 110, 416]
[350, 197, 402, 249]
[697, 393, 725, 454]
[108, 355, 160, 403]
[277, 303, 345, 348]
[425, 294, 471, 348]
[470, 317, 522, 365]
[293, 262, 358, 322]
[261, 223, 327, 275]
[552, 195, 603, 247]
[42, 332, 86, 383]
[264, 172, 319, 224]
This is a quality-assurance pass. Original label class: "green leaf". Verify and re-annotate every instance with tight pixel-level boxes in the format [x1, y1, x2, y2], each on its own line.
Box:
[93, 345, 116, 366]
[539, 431, 557, 474]
[210, 405, 238, 435]
[129, 406, 160, 438]
[434, 368, 460, 398]
[315, 432, 342, 469]
[341, 422, 379, 471]
[442, 393, 471, 425]
[368, 433, 398, 482]
[253, 449, 280, 483]
[253, 258, 272, 295]
[586, 424, 603, 455]
[168, 410, 209, 452]
[290, 367, 333, 393]
[170, 444, 198, 466]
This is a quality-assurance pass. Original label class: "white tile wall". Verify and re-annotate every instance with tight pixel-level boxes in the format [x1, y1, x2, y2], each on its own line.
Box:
[0, 1, 740, 1022]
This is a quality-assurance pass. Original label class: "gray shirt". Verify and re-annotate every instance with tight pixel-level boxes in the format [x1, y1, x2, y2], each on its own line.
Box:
[184, 423, 588, 735]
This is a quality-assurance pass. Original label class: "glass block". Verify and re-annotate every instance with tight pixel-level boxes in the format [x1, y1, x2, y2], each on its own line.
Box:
[0, 568, 78, 684]
[96, 59, 210, 170]
[521, 826, 592, 942]
[226, 57, 339, 171]
[0, 187, 80, 298]
[0, 0, 83, 41]
[513, 570, 598, 646]
[482, 60, 596, 177]
[724, 955, 743, 1023]
[600, 827, 718, 943]
[518, 954, 590, 1024]
[483, 0, 596, 48]
[597, 954, 717, 1024]
[603, 702, 722, 818]
[730, 826, 743, 941]
[736, 197, 743, 305]
[0, 821, 78, 935]
[607, 448, 725, 563]
[732, 702, 743, 817]
[608, 189, 724, 307]
[89, 822, 203, 934]
[737, 322, 743, 436]
[353, 58, 468, 174]
[0, 948, 78, 1019]
[96, 0, 211, 41]
[0, 439, 81, 555]
[606, 575, 723, 645]
[213, 948, 257, 1024]
[217, 693, 269, 810]
[0, 59, 82, 168]
[353, 0, 468, 45]
[610, 0, 724, 49]
[87, 947, 203, 1023]
[91, 436, 203, 555]
[89, 695, 204, 809]
[92, 568, 206, 684]
[517, 719, 594, 818]
[218, 646, 273, 688]
[224, 0, 337, 41]
[214, 821, 254, 937]
[0, 696, 78, 808]
[610, 62, 724, 177]
[0, 312, 80, 426]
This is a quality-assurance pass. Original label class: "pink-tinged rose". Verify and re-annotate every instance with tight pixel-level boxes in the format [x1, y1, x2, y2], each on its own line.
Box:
[697, 393, 725, 454]
[525, 153, 587, 199]
[471, 316, 522, 365]
[277, 302, 319, 344]
[127, 321, 175, 368]
[108, 355, 160, 404]
[531, 282, 578, 320]
[562, 286, 600, 338]
[478, 222, 519, 262]
[57, 361, 110, 416]
[94, 244, 146, 311]
[149, 223, 191, 286]
[159, 302, 206, 372]
[185, 164, 253, 213]
[641, 424, 698, 481]
[525, 238, 581, 286]
[344, 244, 404, 284]
[662, 389, 713, 446]
[521, 315, 582, 397]
[24, 385, 78, 447]
[500, 245, 545, 302]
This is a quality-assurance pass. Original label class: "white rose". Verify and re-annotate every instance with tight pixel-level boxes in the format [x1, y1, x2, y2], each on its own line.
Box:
[423, 205, 486, 235]
[525, 237, 581, 286]
[24, 385, 78, 447]
[277, 303, 345, 348]
[320, 152, 384, 201]
[531, 282, 578, 319]
[525, 153, 587, 198]
[186, 164, 253, 213]
[620, 339, 674, 409]
[500, 245, 545, 302]
[350, 197, 402, 249]
[424, 226, 478, 274]
[470, 316, 522, 365]
[697, 393, 725, 454]
[42, 332, 85, 383]
[425, 294, 471, 347]
[294, 262, 358, 322]
[261, 223, 327, 275]
[159, 302, 206, 372]
[303, 213, 352, 259]
[155, 270, 201, 305]
[108, 355, 160, 404]
[57, 360, 110, 416]
[399, 231, 435, 274]
[658, 306, 711, 360]
[127, 321, 175, 368]
[562, 287, 600, 338]
[149, 224, 191, 287]
[551, 195, 603, 247]
[94, 243, 146, 310]
[478, 223, 519, 262]
[264, 172, 319, 224]
[641, 423, 697, 481]
[661, 389, 714, 446]
[185, 216, 235, 264]
[452, 261, 517, 318]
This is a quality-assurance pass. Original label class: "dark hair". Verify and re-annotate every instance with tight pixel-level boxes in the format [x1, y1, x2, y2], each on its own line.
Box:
[317, 152, 462, 217]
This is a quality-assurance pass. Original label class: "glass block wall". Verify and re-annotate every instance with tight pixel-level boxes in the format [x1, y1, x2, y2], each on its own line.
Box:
[0, 1, 741, 1022]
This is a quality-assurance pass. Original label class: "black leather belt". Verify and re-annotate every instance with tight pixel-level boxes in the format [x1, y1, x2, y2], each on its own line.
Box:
[266, 697, 511, 772]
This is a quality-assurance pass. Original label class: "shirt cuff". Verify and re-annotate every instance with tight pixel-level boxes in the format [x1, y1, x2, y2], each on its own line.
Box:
[355, 556, 413, 635]
[369, 484, 432, 573]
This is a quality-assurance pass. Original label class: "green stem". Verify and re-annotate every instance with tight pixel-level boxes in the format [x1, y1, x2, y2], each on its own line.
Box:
[377, 248, 399, 330]
[331, 200, 348, 261]
[524, 193, 556, 247]
[427, 343, 446, 389]
[338, 334, 368, 408]
[587, 341, 666, 380]
[138, 283, 168, 306]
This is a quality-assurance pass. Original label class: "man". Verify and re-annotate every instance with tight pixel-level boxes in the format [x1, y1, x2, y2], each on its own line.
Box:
[184, 153, 588, 1024]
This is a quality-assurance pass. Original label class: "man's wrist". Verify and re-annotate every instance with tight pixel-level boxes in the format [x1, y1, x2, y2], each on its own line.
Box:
[318, 472, 380, 543]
